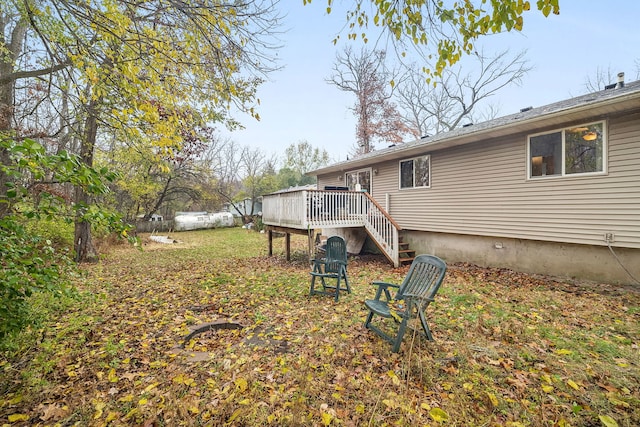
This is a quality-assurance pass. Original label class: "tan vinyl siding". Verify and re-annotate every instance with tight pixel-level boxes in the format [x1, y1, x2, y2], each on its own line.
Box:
[317, 176, 343, 190]
[370, 161, 398, 201]
[365, 112, 640, 248]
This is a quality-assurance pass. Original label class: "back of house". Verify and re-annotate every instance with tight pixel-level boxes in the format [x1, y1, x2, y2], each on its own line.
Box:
[306, 78, 640, 285]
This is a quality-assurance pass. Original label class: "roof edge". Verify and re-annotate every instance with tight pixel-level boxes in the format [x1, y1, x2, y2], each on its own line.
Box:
[310, 81, 640, 176]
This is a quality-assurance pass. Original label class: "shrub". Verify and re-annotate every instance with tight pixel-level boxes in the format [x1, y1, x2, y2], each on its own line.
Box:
[0, 137, 133, 339]
[0, 216, 76, 338]
[25, 216, 75, 248]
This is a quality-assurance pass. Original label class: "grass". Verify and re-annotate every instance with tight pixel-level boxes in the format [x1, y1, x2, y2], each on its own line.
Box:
[1, 227, 639, 426]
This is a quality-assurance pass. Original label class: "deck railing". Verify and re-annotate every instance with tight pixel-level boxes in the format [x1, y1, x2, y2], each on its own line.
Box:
[262, 189, 401, 266]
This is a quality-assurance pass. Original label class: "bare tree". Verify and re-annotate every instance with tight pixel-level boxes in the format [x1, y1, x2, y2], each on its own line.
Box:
[205, 138, 244, 209]
[583, 66, 622, 93]
[583, 63, 640, 93]
[239, 147, 277, 219]
[202, 139, 275, 220]
[396, 49, 532, 137]
[327, 47, 412, 155]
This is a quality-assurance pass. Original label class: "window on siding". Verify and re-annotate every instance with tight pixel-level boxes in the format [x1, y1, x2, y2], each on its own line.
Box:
[400, 155, 430, 189]
[529, 121, 605, 178]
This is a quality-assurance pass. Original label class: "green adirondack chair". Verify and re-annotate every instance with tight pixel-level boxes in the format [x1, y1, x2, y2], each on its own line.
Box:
[364, 254, 447, 352]
[310, 235, 351, 301]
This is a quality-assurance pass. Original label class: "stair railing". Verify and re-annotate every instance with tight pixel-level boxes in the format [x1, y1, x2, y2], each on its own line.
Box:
[361, 192, 401, 267]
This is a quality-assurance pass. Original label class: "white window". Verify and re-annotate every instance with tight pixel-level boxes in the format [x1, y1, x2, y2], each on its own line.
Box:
[528, 121, 606, 178]
[400, 155, 430, 189]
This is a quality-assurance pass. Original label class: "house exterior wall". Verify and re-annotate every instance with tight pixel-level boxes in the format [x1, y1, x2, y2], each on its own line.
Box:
[317, 175, 345, 190]
[318, 110, 640, 284]
[370, 111, 640, 249]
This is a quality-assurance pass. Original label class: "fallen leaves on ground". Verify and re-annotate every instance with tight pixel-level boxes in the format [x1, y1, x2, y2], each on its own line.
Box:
[1, 228, 639, 426]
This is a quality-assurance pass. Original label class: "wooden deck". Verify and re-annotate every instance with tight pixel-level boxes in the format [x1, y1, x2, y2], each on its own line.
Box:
[262, 189, 413, 267]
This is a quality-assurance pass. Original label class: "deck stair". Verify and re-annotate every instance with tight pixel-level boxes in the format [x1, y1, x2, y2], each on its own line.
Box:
[398, 238, 416, 265]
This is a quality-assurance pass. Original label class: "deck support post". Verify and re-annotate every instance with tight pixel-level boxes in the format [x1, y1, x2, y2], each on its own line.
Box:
[265, 226, 318, 262]
[307, 229, 315, 263]
[285, 233, 291, 261]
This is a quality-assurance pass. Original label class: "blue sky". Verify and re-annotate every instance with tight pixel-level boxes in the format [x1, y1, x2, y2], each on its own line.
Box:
[222, 1, 640, 163]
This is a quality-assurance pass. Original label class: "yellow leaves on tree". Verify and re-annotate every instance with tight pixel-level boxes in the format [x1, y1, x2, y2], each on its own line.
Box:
[321, 0, 560, 78]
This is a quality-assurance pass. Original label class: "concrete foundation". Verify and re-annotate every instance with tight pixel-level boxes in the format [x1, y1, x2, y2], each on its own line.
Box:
[402, 230, 640, 286]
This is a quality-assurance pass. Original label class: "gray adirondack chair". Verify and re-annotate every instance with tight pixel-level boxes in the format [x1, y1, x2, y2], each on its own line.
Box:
[310, 235, 351, 301]
[364, 254, 447, 352]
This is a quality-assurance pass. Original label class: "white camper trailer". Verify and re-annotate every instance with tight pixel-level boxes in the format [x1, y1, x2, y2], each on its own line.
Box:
[173, 212, 235, 231]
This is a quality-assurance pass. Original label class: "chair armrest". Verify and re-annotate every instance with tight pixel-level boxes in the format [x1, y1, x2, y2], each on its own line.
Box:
[311, 258, 327, 272]
[313, 258, 346, 266]
[371, 281, 400, 289]
[370, 281, 400, 301]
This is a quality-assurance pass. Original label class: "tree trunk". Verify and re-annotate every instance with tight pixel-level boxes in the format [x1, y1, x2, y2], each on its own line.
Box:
[0, 19, 27, 218]
[144, 175, 172, 220]
[74, 204, 98, 263]
[74, 98, 99, 263]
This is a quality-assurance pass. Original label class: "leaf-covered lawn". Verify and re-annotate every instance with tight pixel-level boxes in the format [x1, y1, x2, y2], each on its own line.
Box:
[2, 228, 639, 426]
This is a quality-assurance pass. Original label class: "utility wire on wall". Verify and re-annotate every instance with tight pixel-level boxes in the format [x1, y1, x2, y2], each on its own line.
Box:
[607, 243, 640, 285]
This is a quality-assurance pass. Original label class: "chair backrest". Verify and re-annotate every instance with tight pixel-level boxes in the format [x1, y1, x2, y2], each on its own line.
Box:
[324, 235, 348, 273]
[396, 254, 447, 302]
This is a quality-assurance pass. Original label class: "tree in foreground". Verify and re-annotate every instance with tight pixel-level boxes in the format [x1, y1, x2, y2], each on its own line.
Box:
[0, 0, 282, 335]
[0, 0, 282, 261]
